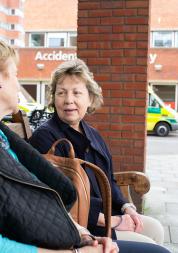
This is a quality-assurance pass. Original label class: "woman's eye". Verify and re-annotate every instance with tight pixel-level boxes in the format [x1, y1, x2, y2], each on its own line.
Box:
[74, 91, 82, 95]
[56, 91, 64, 96]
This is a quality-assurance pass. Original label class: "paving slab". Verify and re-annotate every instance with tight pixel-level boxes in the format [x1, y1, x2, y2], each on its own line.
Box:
[145, 154, 178, 252]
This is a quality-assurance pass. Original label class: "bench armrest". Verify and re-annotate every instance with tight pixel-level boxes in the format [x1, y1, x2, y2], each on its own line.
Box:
[114, 171, 150, 203]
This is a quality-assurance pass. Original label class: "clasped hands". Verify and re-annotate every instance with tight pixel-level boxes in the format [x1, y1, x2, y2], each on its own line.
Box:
[78, 234, 119, 253]
[112, 208, 143, 233]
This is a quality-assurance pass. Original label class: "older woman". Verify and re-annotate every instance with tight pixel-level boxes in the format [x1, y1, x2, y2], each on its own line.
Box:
[29, 59, 164, 245]
[0, 40, 171, 253]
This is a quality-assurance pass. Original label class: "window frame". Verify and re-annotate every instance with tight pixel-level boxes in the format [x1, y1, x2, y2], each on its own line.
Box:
[29, 33, 46, 47]
[151, 31, 174, 48]
[46, 32, 67, 48]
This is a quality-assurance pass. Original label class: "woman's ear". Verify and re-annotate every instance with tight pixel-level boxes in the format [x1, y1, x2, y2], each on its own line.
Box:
[89, 94, 94, 106]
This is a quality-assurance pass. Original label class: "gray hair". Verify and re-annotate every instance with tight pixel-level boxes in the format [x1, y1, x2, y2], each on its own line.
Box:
[49, 58, 103, 114]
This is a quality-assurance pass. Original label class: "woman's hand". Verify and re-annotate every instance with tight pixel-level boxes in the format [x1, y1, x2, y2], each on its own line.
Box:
[79, 237, 119, 253]
[79, 235, 119, 253]
[114, 214, 136, 232]
[124, 208, 143, 233]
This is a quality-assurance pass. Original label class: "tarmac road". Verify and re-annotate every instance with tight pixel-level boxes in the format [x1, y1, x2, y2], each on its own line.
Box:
[147, 131, 178, 155]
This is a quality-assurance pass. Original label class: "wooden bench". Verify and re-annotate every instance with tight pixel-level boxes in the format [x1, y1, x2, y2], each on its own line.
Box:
[7, 110, 150, 213]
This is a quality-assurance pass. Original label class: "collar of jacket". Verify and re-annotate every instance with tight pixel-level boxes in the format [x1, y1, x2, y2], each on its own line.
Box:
[53, 112, 109, 161]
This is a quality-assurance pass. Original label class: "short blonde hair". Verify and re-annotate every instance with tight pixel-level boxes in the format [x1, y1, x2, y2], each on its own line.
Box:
[0, 40, 18, 73]
[49, 58, 103, 114]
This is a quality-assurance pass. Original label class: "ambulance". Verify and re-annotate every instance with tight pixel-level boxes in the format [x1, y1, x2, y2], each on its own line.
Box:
[147, 86, 178, 136]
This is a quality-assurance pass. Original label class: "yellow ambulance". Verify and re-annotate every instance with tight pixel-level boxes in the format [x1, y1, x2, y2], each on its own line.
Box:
[147, 86, 178, 136]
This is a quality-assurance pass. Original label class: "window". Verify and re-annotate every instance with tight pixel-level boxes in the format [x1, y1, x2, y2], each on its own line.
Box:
[68, 32, 77, 47]
[47, 33, 67, 47]
[149, 94, 161, 108]
[175, 32, 178, 47]
[0, 22, 9, 30]
[153, 85, 176, 110]
[10, 39, 14, 45]
[11, 24, 15, 30]
[11, 9, 15, 15]
[152, 31, 173, 48]
[48, 38, 64, 47]
[30, 33, 45, 47]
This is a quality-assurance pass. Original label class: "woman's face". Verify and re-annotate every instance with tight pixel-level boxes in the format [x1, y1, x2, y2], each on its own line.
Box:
[0, 57, 20, 116]
[54, 75, 91, 130]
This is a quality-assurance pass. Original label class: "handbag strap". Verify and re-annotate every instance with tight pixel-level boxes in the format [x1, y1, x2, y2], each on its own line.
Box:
[79, 159, 111, 238]
[47, 138, 111, 237]
[47, 138, 75, 158]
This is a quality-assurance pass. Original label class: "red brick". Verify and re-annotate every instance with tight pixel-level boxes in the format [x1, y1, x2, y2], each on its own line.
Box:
[135, 74, 147, 81]
[97, 106, 110, 114]
[78, 17, 101, 25]
[100, 49, 123, 57]
[110, 90, 135, 98]
[87, 41, 111, 49]
[113, 9, 137, 16]
[104, 98, 122, 106]
[78, 50, 99, 57]
[94, 73, 111, 81]
[77, 42, 88, 49]
[79, 2, 101, 10]
[112, 41, 136, 49]
[121, 115, 145, 123]
[101, 1, 124, 9]
[88, 26, 112, 33]
[126, 1, 149, 8]
[88, 9, 112, 17]
[101, 17, 124, 25]
[87, 58, 111, 65]
[136, 91, 147, 98]
[135, 107, 146, 115]
[122, 99, 146, 107]
[78, 10, 89, 18]
[137, 58, 147, 65]
[124, 66, 147, 74]
[102, 82, 123, 90]
[111, 107, 134, 114]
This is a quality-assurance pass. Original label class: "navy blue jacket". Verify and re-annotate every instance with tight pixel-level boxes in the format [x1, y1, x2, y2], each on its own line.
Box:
[29, 113, 127, 237]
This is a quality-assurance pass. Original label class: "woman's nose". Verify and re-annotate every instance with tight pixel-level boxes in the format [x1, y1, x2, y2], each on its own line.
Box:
[64, 92, 74, 104]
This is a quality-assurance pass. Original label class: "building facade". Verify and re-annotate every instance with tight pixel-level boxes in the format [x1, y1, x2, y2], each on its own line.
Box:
[18, 0, 77, 105]
[149, 0, 178, 111]
[0, 0, 24, 47]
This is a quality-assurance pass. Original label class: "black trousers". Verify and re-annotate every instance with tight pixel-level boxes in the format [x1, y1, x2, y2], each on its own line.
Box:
[116, 240, 170, 253]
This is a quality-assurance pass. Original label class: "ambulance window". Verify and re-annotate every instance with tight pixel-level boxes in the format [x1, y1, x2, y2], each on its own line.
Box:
[149, 94, 160, 108]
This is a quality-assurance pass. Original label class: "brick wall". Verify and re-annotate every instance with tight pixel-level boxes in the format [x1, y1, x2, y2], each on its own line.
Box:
[77, 0, 149, 173]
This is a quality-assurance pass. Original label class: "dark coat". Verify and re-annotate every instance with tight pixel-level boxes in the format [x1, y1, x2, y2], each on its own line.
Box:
[0, 122, 80, 249]
[29, 113, 127, 237]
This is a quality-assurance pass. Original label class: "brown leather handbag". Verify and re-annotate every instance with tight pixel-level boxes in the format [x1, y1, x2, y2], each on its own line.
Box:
[44, 138, 111, 237]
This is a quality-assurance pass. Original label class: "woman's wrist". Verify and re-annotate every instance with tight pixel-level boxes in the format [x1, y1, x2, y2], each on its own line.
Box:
[112, 215, 122, 229]
[97, 213, 105, 226]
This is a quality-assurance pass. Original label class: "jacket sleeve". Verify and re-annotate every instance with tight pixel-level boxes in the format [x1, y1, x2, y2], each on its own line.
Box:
[88, 196, 102, 226]
[0, 234, 37, 253]
[97, 133, 127, 212]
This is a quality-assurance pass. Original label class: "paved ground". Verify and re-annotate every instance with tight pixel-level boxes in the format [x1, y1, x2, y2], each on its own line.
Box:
[144, 154, 178, 253]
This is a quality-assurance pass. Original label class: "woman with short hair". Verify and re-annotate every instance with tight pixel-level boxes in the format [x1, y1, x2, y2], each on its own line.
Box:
[30, 58, 164, 245]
